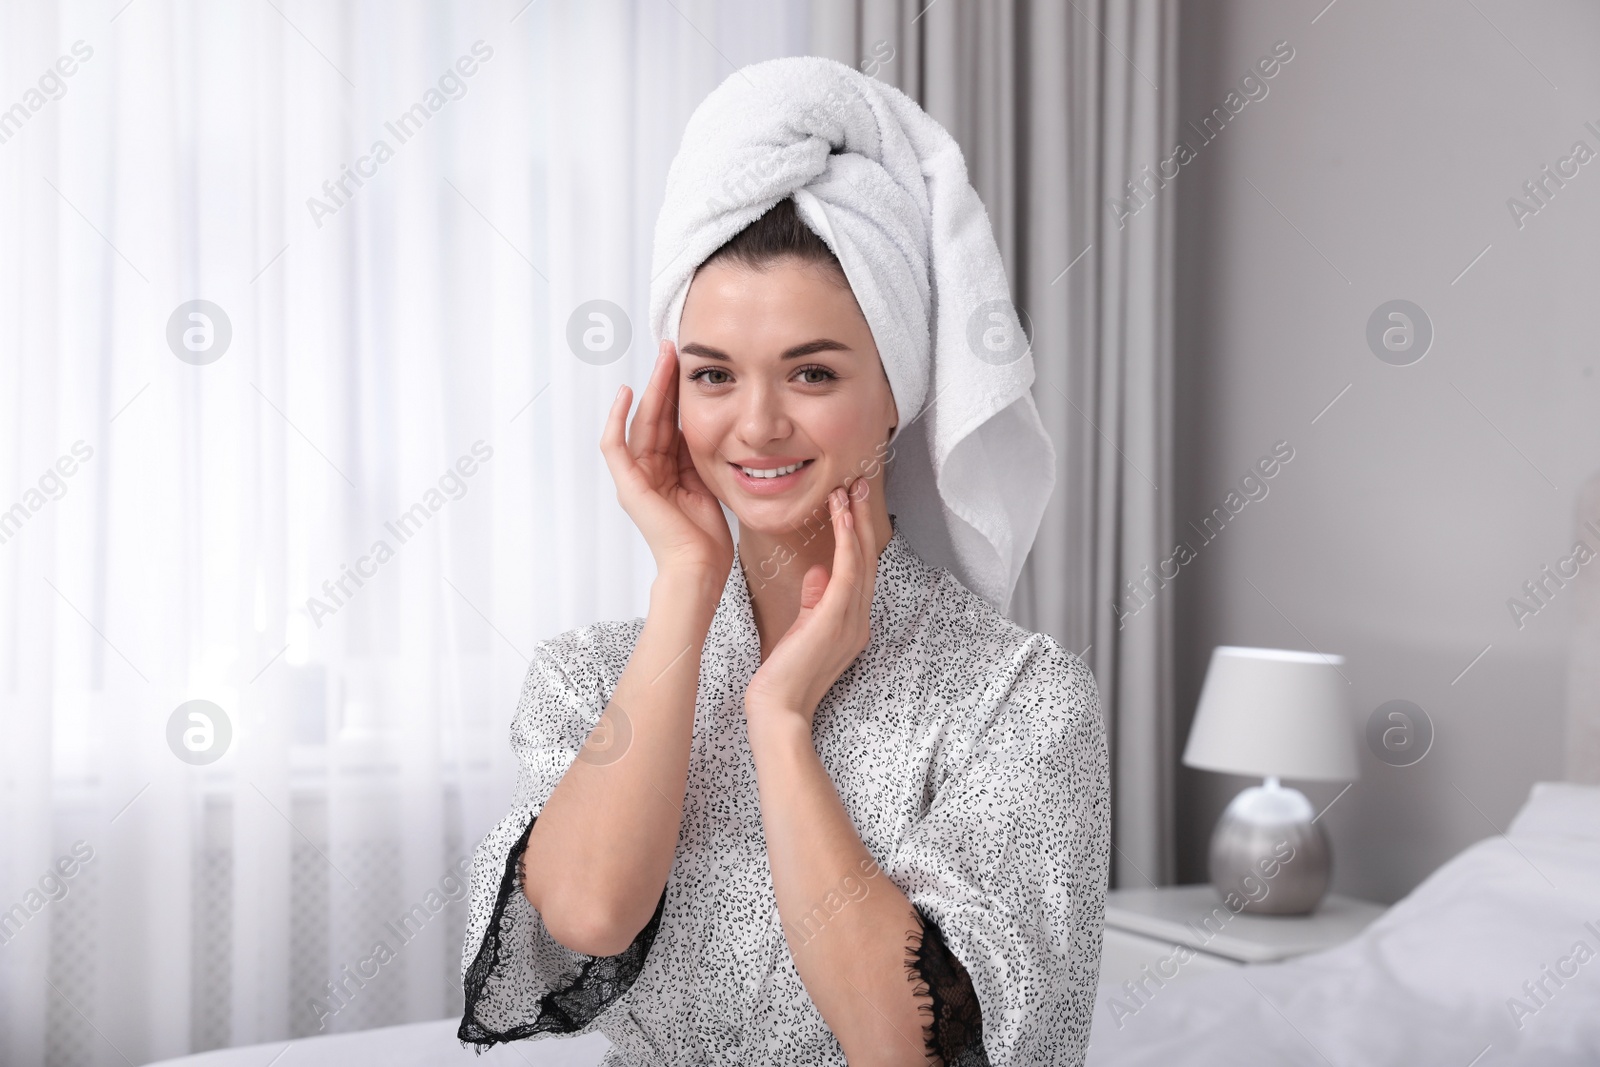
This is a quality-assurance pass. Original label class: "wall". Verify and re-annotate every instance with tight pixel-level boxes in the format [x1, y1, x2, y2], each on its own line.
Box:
[1171, 0, 1600, 902]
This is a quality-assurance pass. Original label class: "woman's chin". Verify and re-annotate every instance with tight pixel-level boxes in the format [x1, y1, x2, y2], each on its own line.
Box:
[725, 493, 834, 536]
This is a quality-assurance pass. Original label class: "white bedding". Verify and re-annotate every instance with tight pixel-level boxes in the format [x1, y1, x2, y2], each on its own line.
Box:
[145, 1018, 609, 1066]
[1085, 782, 1600, 1066]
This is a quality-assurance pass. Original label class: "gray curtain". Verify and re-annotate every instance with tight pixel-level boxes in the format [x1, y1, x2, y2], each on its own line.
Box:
[811, 0, 1181, 890]
[1572, 471, 1600, 784]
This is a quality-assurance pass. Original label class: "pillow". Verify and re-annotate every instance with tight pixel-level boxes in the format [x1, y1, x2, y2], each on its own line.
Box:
[1505, 780, 1600, 841]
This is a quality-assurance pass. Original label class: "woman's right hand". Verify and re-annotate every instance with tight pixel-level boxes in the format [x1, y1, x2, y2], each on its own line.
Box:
[601, 339, 735, 583]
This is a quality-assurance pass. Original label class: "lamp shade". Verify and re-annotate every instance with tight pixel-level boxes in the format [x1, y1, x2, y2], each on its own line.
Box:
[1182, 646, 1359, 781]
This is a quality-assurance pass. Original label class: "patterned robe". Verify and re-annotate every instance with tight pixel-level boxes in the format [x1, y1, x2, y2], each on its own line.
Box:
[459, 516, 1110, 1064]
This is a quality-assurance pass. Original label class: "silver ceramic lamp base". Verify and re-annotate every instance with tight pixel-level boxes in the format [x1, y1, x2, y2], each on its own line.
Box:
[1207, 778, 1330, 915]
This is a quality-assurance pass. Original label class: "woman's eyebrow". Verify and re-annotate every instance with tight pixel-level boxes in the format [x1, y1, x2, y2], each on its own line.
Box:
[679, 339, 852, 362]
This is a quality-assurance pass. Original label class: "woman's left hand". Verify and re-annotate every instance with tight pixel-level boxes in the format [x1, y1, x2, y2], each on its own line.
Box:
[744, 477, 881, 744]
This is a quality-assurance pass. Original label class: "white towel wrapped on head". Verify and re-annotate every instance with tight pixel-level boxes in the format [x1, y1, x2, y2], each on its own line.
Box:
[649, 55, 1054, 616]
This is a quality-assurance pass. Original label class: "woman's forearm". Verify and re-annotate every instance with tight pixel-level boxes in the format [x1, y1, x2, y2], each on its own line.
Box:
[521, 568, 723, 955]
[748, 716, 941, 1066]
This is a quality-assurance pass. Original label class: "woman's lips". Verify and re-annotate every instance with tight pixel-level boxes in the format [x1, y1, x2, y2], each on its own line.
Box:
[729, 459, 814, 495]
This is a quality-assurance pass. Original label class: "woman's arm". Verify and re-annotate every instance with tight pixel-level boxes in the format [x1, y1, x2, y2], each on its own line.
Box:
[749, 716, 977, 1066]
[526, 339, 737, 956]
[743, 486, 980, 1064]
[520, 567, 722, 955]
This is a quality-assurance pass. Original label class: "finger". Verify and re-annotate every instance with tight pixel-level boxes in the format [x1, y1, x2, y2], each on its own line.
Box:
[600, 385, 644, 490]
[653, 341, 682, 458]
[825, 486, 865, 611]
[676, 430, 712, 498]
[847, 477, 879, 617]
[600, 383, 631, 462]
[849, 475, 879, 558]
[842, 479, 871, 611]
[640, 339, 677, 459]
[799, 561, 830, 611]
[629, 341, 670, 459]
[845, 474, 870, 548]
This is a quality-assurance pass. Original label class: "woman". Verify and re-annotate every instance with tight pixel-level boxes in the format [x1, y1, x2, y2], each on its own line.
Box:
[459, 57, 1108, 1066]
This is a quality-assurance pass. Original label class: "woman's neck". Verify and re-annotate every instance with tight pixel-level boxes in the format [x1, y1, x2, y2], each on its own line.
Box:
[736, 494, 894, 661]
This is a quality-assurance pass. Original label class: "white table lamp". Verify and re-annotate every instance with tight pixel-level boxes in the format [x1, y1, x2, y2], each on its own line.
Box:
[1182, 646, 1359, 915]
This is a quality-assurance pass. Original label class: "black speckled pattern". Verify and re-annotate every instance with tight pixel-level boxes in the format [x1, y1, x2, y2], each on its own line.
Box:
[458, 516, 1110, 1065]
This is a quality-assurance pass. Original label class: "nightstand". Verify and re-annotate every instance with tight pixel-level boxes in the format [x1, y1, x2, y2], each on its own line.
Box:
[1098, 884, 1386, 987]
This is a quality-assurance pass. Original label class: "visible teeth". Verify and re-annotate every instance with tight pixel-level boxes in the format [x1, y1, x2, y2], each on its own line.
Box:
[740, 460, 807, 478]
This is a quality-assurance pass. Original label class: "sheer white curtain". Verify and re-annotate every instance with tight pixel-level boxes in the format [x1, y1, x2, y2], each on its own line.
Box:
[0, 1, 808, 1063]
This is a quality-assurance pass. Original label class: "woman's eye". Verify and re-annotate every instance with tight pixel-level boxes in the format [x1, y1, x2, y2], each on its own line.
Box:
[688, 366, 836, 386]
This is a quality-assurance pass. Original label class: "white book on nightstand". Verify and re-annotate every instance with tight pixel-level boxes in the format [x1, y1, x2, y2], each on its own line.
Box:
[1097, 884, 1387, 987]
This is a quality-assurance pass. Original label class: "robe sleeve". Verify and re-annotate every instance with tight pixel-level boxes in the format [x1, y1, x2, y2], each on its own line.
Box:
[885, 637, 1110, 1066]
[457, 627, 665, 1050]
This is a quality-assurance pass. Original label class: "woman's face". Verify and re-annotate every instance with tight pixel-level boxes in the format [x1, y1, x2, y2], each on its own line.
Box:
[676, 256, 898, 535]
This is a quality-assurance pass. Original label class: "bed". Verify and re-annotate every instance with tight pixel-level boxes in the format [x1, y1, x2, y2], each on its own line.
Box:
[1084, 780, 1600, 1066]
[146, 1018, 608, 1066]
[150, 781, 1599, 1066]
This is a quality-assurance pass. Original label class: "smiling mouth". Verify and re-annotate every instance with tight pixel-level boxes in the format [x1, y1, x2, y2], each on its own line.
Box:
[734, 459, 812, 479]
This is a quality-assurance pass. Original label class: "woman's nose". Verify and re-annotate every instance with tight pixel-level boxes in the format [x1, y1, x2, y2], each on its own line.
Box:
[736, 385, 792, 443]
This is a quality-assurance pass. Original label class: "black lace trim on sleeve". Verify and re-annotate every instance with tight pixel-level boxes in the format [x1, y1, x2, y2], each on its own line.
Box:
[457, 813, 667, 1051]
[903, 904, 988, 1066]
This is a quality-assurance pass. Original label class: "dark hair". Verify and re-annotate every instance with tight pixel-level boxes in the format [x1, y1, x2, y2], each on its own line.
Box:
[699, 196, 849, 286]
